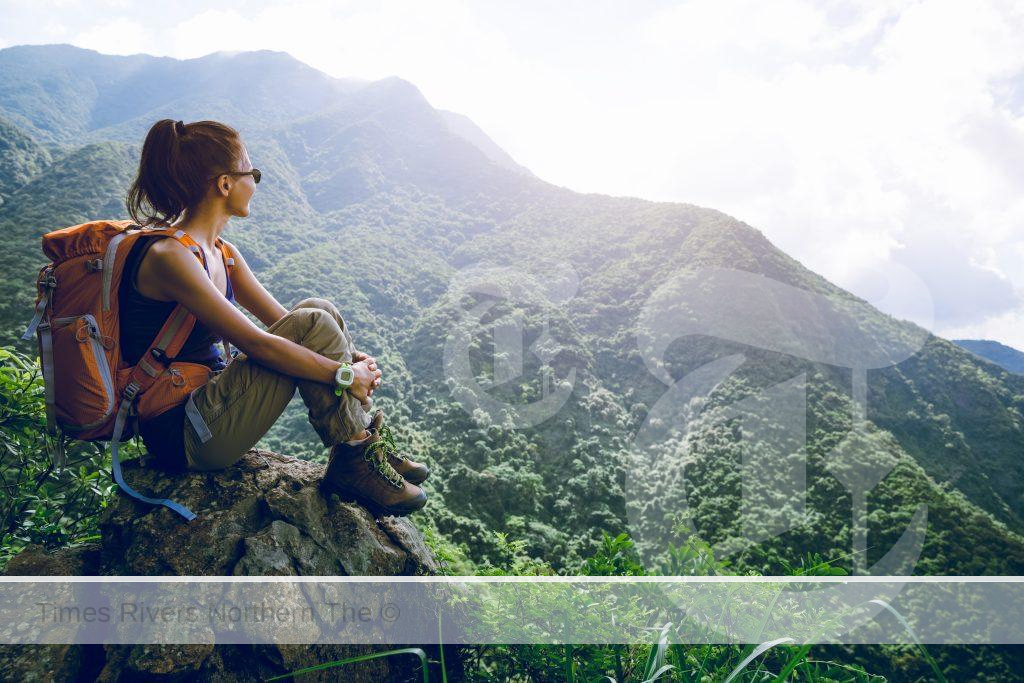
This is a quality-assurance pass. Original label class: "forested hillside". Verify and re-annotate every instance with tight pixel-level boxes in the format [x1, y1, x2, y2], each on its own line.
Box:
[2, 43, 1023, 581]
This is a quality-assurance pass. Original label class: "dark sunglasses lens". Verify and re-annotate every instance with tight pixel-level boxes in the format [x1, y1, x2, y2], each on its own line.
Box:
[252, 169, 261, 184]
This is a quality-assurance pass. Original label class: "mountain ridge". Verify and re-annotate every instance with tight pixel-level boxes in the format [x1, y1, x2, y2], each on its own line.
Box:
[955, 338, 1024, 374]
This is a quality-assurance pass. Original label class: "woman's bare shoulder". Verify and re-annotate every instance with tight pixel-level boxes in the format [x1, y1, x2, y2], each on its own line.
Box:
[135, 237, 200, 300]
[139, 236, 192, 276]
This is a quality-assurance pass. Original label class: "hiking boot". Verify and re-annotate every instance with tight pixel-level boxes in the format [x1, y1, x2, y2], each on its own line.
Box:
[367, 410, 431, 486]
[319, 431, 427, 517]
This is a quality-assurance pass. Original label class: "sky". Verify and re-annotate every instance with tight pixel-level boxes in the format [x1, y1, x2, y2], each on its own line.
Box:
[1, 0, 1023, 348]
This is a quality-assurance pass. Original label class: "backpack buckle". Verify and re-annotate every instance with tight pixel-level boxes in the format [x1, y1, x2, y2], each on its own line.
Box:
[85, 258, 103, 272]
[122, 381, 141, 401]
[37, 267, 57, 289]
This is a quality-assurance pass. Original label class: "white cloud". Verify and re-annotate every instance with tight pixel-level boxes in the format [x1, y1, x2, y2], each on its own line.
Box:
[71, 17, 155, 55]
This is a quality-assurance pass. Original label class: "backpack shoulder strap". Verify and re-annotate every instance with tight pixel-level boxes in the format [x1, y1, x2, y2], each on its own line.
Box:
[214, 237, 236, 298]
[216, 236, 235, 268]
[111, 227, 210, 522]
[213, 237, 237, 361]
[118, 228, 209, 412]
[134, 229, 209, 372]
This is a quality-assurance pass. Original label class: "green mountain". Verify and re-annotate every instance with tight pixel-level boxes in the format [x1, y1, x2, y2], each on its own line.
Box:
[2, 43, 1023, 580]
[0, 115, 51, 202]
[955, 338, 1024, 374]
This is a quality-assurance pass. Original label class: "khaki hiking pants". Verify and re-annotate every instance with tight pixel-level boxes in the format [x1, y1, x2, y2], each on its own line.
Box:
[182, 297, 373, 471]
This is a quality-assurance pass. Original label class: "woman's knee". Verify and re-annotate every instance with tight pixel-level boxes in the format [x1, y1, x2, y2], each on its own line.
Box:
[276, 306, 347, 354]
[277, 305, 332, 333]
[292, 297, 339, 317]
[292, 297, 355, 343]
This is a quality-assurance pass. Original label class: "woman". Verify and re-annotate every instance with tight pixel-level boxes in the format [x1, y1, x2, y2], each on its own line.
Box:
[121, 118, 428, 517]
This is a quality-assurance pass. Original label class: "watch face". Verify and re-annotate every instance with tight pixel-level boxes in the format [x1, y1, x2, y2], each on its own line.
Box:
[337, 365, 355, 387]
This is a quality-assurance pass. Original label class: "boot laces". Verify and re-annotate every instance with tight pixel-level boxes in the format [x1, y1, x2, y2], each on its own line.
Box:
[364, 436, 404, 488]
[377, 423, 409, 462]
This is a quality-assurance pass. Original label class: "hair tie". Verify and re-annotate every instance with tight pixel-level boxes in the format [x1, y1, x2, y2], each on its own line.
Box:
[174, 120, 187, 136]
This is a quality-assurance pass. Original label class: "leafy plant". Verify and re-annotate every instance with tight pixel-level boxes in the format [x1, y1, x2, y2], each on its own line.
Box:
[0, 345, 129, 571]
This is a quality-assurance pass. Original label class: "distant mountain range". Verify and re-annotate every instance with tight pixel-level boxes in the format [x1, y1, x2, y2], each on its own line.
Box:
[954, 339, 1024, 375]
[2, 43, 1024, 576]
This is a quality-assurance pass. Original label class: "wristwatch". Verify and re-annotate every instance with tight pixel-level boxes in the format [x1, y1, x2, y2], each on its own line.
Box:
[334, 362, 355, 396]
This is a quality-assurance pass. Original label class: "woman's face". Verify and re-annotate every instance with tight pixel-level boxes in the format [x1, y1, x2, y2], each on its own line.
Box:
[223, 144, 257, 218]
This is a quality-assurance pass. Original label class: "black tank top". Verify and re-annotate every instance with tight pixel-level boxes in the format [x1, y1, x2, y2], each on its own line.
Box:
[119, 234, 235, 471]
[120, 234, 233, 367]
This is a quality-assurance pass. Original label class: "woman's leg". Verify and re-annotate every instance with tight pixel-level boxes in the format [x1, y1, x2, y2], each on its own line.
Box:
[182, 297, 372, 471]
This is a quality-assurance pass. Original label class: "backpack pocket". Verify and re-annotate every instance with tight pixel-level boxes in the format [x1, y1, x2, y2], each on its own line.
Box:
[130, 361, 214, 422]
[49, 314, 116, 431]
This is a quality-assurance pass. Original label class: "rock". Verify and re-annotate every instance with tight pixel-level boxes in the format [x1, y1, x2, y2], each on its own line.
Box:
[101, 448, 438, 576]
[1, 448, 440, 682]
[3, 542, 99, 576]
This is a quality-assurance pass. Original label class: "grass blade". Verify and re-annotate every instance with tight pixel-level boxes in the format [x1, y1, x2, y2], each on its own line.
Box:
[724, 638, 794, 683]
[771, 643, 813, 682]
[865, 599, 947, 683]
[265, 647, 429, 682]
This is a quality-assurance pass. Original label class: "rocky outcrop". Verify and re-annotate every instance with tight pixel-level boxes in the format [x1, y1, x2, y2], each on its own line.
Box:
[0, 449, 440, 681]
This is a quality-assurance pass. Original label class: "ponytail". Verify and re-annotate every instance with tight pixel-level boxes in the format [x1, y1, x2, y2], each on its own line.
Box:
[126, 118, 243, 227]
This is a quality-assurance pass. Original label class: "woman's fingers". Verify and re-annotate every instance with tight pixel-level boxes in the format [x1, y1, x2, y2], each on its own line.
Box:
[352, 351, 376, 365]
[351, 359, 379, 401]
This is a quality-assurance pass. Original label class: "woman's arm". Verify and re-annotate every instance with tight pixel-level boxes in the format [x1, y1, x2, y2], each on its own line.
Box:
[144, 239, 380, 399]
[221, 239, 288, 327]
[222, 239, 381, 396]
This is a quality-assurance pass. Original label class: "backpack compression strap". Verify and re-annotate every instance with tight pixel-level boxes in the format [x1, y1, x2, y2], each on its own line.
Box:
[21, 264, 61, 466]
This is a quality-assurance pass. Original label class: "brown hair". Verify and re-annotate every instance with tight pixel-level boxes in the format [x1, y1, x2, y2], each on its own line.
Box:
[126, 119, 243, 227]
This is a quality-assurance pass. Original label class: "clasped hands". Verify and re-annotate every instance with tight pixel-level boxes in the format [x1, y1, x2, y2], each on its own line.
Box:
[348, 350, 382, 403]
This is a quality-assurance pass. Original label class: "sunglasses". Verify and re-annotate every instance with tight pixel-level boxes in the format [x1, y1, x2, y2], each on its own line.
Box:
[212, 168, 262, 184]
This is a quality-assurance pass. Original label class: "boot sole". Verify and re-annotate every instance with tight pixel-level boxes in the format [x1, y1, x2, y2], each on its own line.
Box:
[319, 480, 427, 517]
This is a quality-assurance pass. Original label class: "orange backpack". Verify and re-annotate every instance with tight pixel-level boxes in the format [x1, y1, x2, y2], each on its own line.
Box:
[21, 219, 236, 521]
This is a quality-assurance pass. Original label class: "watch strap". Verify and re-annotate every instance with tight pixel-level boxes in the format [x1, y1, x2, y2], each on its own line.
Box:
[334, 362, 355, 395]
